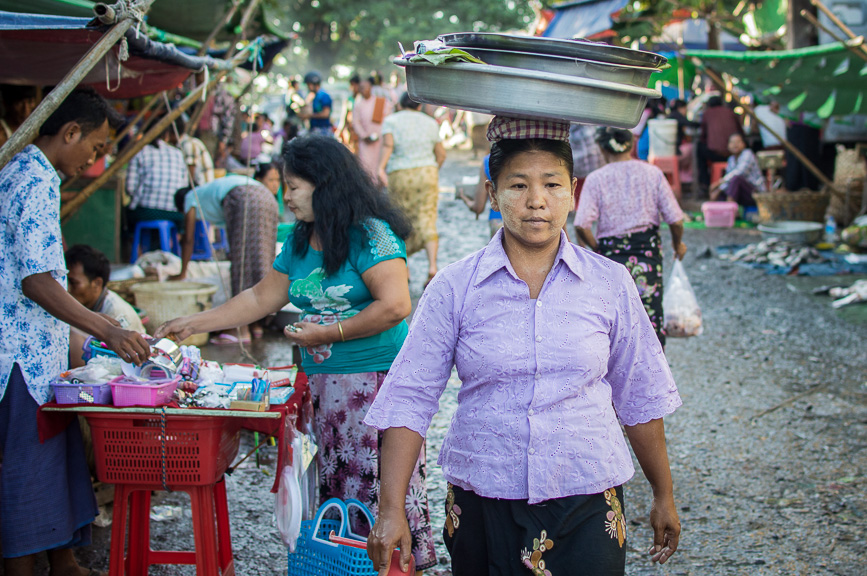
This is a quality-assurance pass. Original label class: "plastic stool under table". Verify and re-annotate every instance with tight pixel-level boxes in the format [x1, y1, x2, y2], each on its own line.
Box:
[111, 478, 234, 576]
[191, 220, 214, 261]
[130, 220, 180, 263]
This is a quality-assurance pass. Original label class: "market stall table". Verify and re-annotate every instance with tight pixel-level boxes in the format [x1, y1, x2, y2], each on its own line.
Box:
[37, 375, 309, 576]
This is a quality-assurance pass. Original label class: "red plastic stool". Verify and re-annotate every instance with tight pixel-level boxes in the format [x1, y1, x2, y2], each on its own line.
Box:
[710, 161, 727, 186]
[109, 477, 235, 576]
[649, 155, 681, 198]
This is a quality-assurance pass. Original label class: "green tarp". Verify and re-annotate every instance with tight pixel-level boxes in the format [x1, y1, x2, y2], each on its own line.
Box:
[687, 41, 867, 118]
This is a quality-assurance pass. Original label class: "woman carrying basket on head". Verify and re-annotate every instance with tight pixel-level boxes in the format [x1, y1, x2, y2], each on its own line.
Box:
[365, 117, 681, 576]
[155, 135, 438, 573]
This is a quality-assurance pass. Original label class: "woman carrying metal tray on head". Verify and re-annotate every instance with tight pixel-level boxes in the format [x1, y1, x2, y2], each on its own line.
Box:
[365, 117, 681, 576]
[155, 135, 438, 573]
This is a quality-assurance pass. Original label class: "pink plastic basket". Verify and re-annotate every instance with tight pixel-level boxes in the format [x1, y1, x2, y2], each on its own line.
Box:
[702, 201, 739, 228]
[109, 375, 180, 407]
[52, 381, 113, 405]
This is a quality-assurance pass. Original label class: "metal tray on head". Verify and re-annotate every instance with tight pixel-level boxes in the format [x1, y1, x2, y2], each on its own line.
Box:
[437, 32, 667, 69]
[395, 58, 661, 129]
[448, 46, 657, 88]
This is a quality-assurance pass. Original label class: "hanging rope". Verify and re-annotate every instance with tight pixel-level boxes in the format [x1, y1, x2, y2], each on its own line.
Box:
[159, 405, 172, 492]
[162, 45, 265, 365]
[101, 0, 148, 93]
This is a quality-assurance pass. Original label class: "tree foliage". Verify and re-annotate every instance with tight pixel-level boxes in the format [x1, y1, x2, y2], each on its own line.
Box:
[265, 0, 545, 74]
[612, 0, 749, 49]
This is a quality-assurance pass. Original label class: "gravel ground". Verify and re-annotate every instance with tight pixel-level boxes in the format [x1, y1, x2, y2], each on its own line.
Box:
[58, 149, 866, 576]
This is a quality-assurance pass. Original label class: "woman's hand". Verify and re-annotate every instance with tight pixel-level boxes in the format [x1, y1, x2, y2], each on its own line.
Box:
[367, 507, 413, 576]
[378, 169, 389, 188]
[282, 322, 334, 348]
[648, 493, 680, 564]
[673, 241, 687, 261]
[154, 316, 199, 342]
[102, 325, 151, 366]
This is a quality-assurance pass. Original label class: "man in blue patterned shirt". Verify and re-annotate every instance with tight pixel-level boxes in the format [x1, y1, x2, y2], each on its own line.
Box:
[0, 89, 150, 576]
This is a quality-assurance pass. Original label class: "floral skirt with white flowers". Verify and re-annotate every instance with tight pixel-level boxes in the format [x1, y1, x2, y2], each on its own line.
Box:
[308, 371, 438, 570]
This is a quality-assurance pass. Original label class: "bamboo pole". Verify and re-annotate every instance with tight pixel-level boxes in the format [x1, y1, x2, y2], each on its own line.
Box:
[197, 0, 243, 56]
[184, 0, 246, 134]
[61, 73, 224, 222]
[225, 0, 263, 59]
[811, 0, 867, 58]
[237, 0, 262, 41]
[701, 65, 839, 193]
[186, 0, 262, 136]
[800, 9, 867, 63]
[184, 88, 211, 136]
[61, 92, 164, 191]
[0, 2, 152, 168]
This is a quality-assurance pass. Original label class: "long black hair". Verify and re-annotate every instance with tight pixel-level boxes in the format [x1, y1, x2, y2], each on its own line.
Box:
[282, 135, 412, 275]
[488, 138, 574, 187]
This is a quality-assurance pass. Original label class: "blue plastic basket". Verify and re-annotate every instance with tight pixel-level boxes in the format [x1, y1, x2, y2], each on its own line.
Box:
[287, 499, 377, 576]
[89, 341, 119, 359]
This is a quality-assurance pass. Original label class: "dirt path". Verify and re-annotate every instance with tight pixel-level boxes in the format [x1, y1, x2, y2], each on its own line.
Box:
[66, 150, 866, 576]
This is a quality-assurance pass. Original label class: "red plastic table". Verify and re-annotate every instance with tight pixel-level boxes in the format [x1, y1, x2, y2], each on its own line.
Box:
[38, 376, 310, 576]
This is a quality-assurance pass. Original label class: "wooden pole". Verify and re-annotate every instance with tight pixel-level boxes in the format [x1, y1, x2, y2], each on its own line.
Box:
[61, 73, 223, 222]
[225, 0, 263, 59]
[701, 65, 839, 193]
[0, 7, 144, 168]
[811, 0, 867, 57]
[800, 9, 867, 63]
[197, 0, 243, 56]
[61, 92, 164, 191]
[237, 0, 263, 41]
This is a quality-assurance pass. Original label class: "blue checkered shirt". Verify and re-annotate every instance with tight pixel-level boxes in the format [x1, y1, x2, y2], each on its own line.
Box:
[126, 140, 188, 211]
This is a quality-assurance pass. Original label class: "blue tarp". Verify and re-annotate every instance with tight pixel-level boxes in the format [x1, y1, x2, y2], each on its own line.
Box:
[542, 0, 629, 39]
[717, 245, 867, 276]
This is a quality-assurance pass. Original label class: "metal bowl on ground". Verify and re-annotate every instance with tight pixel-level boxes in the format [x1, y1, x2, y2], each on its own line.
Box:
[757, 221, 824, 245]
[437, 32, 668, 69]
[395, 58, 662, 129]
[447, 46, 658, 87]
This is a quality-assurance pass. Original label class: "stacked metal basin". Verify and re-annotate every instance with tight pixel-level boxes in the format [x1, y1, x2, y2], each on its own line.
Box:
[395, 33, 668, 129]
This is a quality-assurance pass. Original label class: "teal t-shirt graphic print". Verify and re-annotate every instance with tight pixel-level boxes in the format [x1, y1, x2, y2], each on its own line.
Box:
[273, 219, 409, 374]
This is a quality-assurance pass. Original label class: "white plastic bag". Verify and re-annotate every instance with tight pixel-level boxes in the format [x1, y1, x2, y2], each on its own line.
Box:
[663, 260, 703, 338]
[275, 438, 303, 550]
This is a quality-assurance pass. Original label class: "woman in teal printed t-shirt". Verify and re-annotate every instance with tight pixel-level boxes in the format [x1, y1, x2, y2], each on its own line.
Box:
[155, 135, 438, 572]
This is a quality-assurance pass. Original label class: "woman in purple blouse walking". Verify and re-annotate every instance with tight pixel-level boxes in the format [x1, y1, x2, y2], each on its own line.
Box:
[364, 117, 681, 575]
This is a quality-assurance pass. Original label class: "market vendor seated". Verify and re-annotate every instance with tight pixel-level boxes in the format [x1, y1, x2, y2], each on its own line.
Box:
[0, 88, 150, 576]
[66, 244, 147, 367]
[710, 133, 766, 206]
[125, 117, 188, 226]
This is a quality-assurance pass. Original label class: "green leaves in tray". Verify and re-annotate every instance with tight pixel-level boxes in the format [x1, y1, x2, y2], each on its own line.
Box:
[409, 48, 486, 66]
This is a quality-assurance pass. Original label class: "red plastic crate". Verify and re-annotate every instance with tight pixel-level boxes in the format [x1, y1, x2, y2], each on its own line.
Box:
[86, 413, 240, 487]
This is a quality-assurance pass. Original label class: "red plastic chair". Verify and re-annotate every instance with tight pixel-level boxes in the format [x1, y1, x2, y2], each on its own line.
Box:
[710, 161, 727, 186]
[649, 155, 681, 198]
